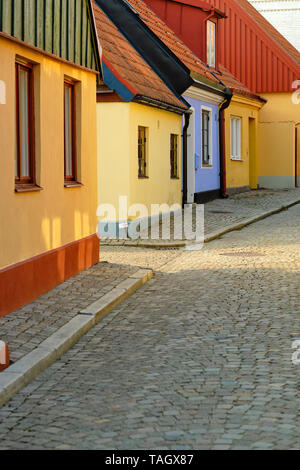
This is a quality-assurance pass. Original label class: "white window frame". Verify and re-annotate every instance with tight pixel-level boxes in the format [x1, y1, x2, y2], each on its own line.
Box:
[230, 116, 242, 161]
[207, 20, 216, 68]
[201, 105, 213, 168]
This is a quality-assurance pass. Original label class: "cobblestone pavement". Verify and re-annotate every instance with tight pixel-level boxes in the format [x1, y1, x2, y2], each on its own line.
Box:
[102, 188, 300, 244]
[0, 204, 299, 450]
[0, 262, 136, 363]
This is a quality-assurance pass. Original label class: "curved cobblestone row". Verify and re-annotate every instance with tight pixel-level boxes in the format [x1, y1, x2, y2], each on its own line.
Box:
[0, 205, 299, 450]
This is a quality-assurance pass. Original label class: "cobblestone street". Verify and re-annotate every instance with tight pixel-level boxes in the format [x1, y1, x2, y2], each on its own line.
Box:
[0, 204, 299, 450]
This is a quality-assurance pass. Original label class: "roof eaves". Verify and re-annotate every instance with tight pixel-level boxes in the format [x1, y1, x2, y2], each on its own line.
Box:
[133, 94, 189, 114]
[167, 0, 226, 18]
[102, 55, 138, 102]
[94, 0, 194, 95]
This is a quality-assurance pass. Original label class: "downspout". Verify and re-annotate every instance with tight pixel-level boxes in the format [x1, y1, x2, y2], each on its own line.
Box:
[219, 88, 233, 198]
[183, 111, 192, 207]
[205, 69, 232, 198]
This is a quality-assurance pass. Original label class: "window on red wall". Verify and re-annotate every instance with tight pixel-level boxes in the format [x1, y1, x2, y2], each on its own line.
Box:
[207, 20, 216, 68]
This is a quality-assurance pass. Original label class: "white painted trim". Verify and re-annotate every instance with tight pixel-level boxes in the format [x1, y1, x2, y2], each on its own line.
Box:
[187, 107, 195, 204]
[184, 85, 224, 106]
[201, 105, 213, 169]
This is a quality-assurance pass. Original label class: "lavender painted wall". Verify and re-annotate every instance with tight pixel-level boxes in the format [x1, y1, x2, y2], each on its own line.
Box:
[184, 96, 220, 194]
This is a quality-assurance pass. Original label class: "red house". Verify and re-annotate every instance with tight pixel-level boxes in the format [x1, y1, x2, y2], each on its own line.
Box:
[143, 0, 300, 189]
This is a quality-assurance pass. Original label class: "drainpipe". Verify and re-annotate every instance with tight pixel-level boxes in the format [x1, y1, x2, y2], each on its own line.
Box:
[183, 111, 192, 207]
[219, 88, 233, 198]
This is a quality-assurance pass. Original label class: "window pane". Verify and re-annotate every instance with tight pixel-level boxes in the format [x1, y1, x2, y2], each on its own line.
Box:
[170, 134, 178, 178]
[202, 111, 211, 165]
[65, 86, 72, 177]
[138, 126, 147, 177]
[19, 69, 30, 178]
[207, 21, 216, 67]
[231, 118, 242, 159]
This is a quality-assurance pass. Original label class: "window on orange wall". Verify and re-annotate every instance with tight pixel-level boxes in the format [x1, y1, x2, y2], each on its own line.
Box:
[64, 80, 77, 183]
[15, 61, 35, 188]
[207, 20, 216, 68]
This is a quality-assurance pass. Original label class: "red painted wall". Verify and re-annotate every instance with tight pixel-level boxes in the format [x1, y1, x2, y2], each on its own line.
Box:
[143, 0, 300, 93]
[144, 0, 218, 68]
[0, 235, 100, 318]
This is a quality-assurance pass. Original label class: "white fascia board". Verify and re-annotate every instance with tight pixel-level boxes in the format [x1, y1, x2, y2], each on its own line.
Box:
[184, 85, 224, 106]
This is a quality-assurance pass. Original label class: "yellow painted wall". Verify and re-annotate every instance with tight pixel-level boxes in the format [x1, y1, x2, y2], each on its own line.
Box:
[97, 102, 131, 221]
[225, 94, 263, 190]
[0, 36, 98, 270]
[97, 101, 182, 222]
[258, 92, 299, 188]
[129, 103, 182, 218]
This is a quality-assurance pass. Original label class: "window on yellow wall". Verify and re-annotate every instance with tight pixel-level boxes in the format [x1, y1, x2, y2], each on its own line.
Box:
[138, 126, 148, 178]
[170, 134, 179, 179]
[15, 61, 36, 189]
[231, 117, 242, 161]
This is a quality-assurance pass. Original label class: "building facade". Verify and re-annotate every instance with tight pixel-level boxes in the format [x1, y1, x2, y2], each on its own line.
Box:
[143, 0, 300, 190]
[0, 0, 101, 317]
[93, 1, 188, 236]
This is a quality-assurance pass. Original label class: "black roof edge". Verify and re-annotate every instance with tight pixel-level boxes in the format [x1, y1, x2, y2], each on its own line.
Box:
[94, 0, 194, 96]
[133, 95, 190, 114]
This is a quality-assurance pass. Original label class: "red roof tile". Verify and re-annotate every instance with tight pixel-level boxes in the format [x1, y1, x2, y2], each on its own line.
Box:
[92, 1, 188, 110]
[218, 66, 265, 102]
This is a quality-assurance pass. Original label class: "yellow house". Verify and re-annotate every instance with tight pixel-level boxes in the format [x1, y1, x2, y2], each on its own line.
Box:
[220, 67, 266, 194]
[0, 1, 102, 317]
[258, 93, 300, 189]
[93, 3, 188, 236]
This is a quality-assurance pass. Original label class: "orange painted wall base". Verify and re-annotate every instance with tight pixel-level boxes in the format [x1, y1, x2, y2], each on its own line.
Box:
[0, 234, 100, 318]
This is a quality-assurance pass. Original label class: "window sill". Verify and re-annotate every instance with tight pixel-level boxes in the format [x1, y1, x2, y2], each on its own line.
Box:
[171, 176, 180, 180]
[64, 182, 84, 188]
[231, 157, 244, 162]
[138, 176, 149, 180]
[15, 184, 43, 193]
[202, 165, 213, 169]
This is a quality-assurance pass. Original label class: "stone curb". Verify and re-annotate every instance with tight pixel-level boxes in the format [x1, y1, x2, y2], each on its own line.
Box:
[101, 197, 300, 249]
[202, 198, 300, 244]
[0, 268, 153, 409]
